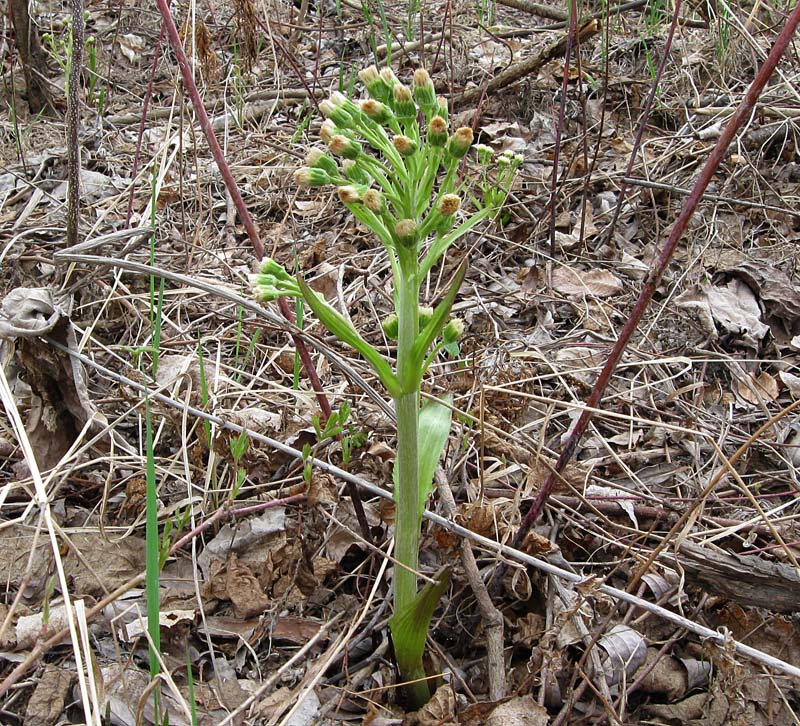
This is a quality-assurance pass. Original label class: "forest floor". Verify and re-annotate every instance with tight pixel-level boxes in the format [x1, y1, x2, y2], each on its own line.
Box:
[1, 0, 800, 723]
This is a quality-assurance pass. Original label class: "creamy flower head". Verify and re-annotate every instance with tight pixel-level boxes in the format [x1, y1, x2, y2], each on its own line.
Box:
[358, 65, 380, 85]
[413, 68, 431, 87]
[438, 194, 461, 216]
[393, 84, 413, 103]
[337, 185, 361, 204]
[320, 119, 337, 144]
[363, 189, 385, 213]
[379, 67, 399, 86]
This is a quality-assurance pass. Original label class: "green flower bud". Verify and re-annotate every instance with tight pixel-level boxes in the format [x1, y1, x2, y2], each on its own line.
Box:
[418, 306, 435, 328]
[420, 193, 461, 237]
[305, 147, 339, 176]
[443, 318, 465, 343]
[379, 67, 400, 90]
[342, 159, 369, 185]
[392, 134, 419, 157]
[474, 144, 494, 165]
[330, 90, 362, 119]
[363, 189, 386, 214]
[394, 218, 418, 248]
[360, 64, 391, 102]
[427, 115, 448, 147]
[319, 98, 353, 128]
[412, 68, 436, 111]
[250, 260, 301, 300]
[361, 99, 394, 125]
[329, 134, 362, 160]
[257, 257, 291, 279]
[320, 119, 338, 144]
[337, 185, 364, 204]
[446, 127, 474, 160]
[436, 95, 449, 120]
[294, 167, 331, 186]
[391, 84, 417, 120]
[381, 313, 399, 340]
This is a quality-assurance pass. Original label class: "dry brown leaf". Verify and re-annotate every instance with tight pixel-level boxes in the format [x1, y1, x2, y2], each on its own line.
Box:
[733, 371, 780, 405]
[225, 553, 270, 618]
[23, 664, 73, 726]
[552, 266, 623, 298]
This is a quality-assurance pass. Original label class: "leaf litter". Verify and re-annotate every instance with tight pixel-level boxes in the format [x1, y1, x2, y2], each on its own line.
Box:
[1, 0, 800, 723]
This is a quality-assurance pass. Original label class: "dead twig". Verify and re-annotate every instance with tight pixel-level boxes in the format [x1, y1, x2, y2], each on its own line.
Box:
[435, 471, 506, 701]
[456, 20, 600, 107]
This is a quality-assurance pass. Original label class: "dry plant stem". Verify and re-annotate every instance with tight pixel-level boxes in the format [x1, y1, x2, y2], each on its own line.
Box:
[626, 396, 800, 593]
[496, 0, 568, 21]
[217, 613, 341, 725]
[457, 20, 599, 106]
[435, 471, 506, 701]
[548, 0, 578, 262]
[603, 0, 682, 245]
[65, 0, 84, 249]
[125, 24, 165, 227]
[621, 176, 800, 219]
[154, 0, 332, 424]
[507, 3, 800, 555]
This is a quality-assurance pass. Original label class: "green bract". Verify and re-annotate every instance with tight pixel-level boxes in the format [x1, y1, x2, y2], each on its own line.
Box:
[252, 65, 519, 709]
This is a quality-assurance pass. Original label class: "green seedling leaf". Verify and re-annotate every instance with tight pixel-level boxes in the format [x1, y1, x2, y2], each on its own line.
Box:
[297, 277, 402, 397]
[230, 429, 249, 462]
[389, 568, 451, 708]
[416, 395, 452, 518]
[411, 260, 467, 368]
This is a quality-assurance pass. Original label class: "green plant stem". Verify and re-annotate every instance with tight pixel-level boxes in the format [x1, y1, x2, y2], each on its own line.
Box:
[392, 249, 430, 706]
[393, 391, 419, 613]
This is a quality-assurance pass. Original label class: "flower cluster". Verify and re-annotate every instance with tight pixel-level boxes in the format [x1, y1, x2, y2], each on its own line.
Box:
[249, 66, 523, 709]
[289, 66, 518, 258]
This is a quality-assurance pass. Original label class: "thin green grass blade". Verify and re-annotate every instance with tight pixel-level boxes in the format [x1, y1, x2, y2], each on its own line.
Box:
[144, 395, 161, 715]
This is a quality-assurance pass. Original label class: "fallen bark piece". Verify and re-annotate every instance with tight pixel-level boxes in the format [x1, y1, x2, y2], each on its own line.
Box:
[677, 542, 800, 613]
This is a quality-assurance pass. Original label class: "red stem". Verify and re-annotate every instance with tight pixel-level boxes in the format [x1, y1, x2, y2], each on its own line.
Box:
[510, 2, 800, 553]
[153, 0, 331, 421]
